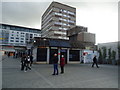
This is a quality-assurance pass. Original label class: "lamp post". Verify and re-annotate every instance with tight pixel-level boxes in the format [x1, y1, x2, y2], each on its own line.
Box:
[26, 40, 36, 56]
[43, 38, 46, 47]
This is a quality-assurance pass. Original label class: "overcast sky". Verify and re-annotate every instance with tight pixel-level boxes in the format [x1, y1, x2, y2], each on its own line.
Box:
[1, 0, 118, 44]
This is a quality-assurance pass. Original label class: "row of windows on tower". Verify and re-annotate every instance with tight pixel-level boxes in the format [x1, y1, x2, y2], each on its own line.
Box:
[10, 40, 24, 43]
[54, 12, 75, 18]
[11, 34, 25, 37]
[59, 9, 75, 15]
[42, 11, 75, 24]
[10, 37, 24, 40]
[42, 8, 75, 21]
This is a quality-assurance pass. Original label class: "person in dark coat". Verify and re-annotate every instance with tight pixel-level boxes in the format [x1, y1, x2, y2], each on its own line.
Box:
[60, 55, 65, 74]
[30, 55, 33, 66]
[24, 55, 31, 72]
[92, 55, 99, 68]
[8, 52, 10, 57]
[52, 53, 59, 75]
[21, 55, 26, 71]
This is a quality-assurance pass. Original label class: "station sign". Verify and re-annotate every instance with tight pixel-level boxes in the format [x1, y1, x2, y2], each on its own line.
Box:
[50, 47, 58, 49]
[38, 46, 46, 48]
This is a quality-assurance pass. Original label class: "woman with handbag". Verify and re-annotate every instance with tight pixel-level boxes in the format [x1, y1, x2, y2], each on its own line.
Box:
[60, 55, 65, 74]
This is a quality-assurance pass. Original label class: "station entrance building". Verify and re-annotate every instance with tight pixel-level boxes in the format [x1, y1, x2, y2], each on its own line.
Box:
[32, 26, 96, 64]
[32, 37, 91, 64]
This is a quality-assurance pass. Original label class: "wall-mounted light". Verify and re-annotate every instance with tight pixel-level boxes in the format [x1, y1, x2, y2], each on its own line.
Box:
[34, 40, 36, 43]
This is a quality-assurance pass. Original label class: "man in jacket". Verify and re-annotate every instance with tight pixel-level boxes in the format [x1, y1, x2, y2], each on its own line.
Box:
[52, 53, 59, 75]
[92, 55, 99, 68]
[24, 55, 31, 72]
[30, 55, 33, 66]
[21, 54, 26, 71]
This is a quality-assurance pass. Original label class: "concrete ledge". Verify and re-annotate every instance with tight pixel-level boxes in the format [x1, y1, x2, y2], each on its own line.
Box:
[33, 62, 48, 64]
[68, 61, 80, 64]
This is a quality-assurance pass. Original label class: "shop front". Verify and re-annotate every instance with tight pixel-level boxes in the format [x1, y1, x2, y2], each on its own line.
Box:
[69, 50, 80, 62]
[32, 37, 86, 64]
[37, 47, 47, 62]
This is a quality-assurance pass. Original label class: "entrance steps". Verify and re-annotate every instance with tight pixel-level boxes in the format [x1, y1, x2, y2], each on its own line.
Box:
[33, 62, 48, 64]
[68, 61, 80, 64]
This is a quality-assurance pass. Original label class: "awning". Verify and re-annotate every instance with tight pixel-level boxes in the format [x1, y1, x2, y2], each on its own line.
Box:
[49, 40, 71, 48]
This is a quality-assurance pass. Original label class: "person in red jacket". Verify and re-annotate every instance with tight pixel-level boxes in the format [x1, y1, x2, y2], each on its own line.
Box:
[60, 55, 65, 74]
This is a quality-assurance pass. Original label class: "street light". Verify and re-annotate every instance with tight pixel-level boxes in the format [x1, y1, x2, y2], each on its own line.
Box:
[43, 38, 46, 41]
[33, 40, 36, 43]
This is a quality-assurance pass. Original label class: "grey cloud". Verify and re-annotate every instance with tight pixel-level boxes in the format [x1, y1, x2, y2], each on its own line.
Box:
[1, 1, 117, 29]
[2, 2, 51, 29]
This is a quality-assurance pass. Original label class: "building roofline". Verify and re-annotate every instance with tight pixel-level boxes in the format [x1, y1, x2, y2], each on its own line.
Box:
[42, 1, 76, 18]
[1, 23, 41, 31]
[52, 1, 76, 10]
[68, 25, 87, 30]
[97, 41, 119, 45]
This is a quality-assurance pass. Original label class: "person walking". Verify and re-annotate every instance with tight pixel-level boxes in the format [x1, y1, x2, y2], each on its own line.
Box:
[30, 55, 33, 66]
[92, 55, 99, 68]
[52, 53, 59, 75]
[24, 55, 31, 72]
[60, 55, 65, 74]
[21, 54, 26, 71]
[8, 52, 10, 57]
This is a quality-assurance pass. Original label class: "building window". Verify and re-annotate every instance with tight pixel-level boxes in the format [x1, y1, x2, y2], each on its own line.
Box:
[10, 37, 14, 39]
[63, 10, 67, 13]
[10, 26, 15, 30]
[16, 27, 21, 31]
[25, 29, 29, 32]
[11, 34, 14, 36]
[16, 40, 19, 42]
[21, 28, 24, 31]
[16, 38, 19, 39]
[68, 20, 75, 23]
[59, 27, 62, 30]
[55, 12, 62, 16]
[21, 32, 25, 34]
[34, 34, 37, 36]
[30, 34, 33, 38]
[21, 35, 24, 37]
[20, 41, 24, 43]
[68, 11, 75, 15]
[21, 38, 24, 40]
[2, 25, 7, 29]
[63, 28, 68, 30]
[0, 25, 2, 29]
[12, 31, 14, 33]
[10, 40, 14, 42]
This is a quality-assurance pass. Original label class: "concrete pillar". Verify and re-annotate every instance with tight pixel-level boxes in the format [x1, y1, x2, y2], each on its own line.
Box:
[67, 49, 69, 63]
[47, 47, 50, 64]
[80, 50, 82, 63]
[32, 48, 37, 61]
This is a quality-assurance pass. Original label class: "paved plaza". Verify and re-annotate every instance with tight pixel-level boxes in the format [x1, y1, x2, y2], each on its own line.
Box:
[2, 56, 118, 88]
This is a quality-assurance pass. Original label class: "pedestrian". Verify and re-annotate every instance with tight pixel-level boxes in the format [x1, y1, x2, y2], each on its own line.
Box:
[24, 55, 31, 72]
[16, 53, 18, 58]
[13, 52, 15, 58]
[30, 55, 33, 66]
[52, 53, 59, 75]
[8, 52, 10, 57]
[60, 55, 65, 74]
[21, 54, 26, 71]
[92, 55, 99, 68]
